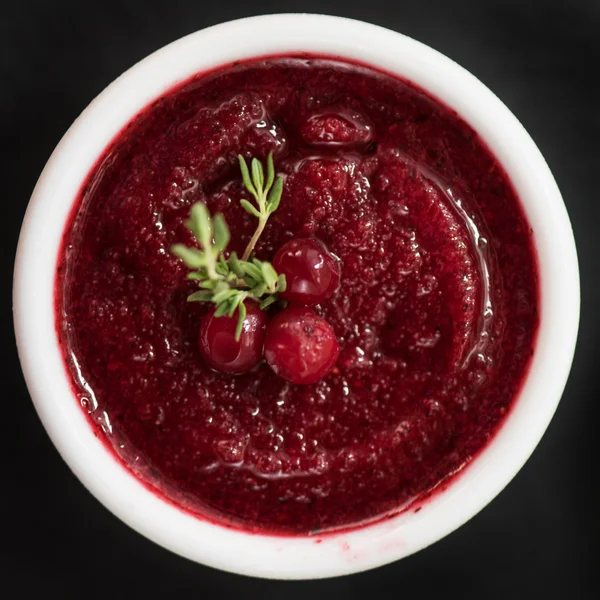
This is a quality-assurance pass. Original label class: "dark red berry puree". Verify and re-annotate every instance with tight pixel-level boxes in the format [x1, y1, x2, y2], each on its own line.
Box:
[56, 56, 539, 534]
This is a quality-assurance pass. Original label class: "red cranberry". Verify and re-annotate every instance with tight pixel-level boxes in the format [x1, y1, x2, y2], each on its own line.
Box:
[273, 237, 341, 306]
[198, 301, 267, 374]
[263, 307, 340, 384]
[300, 110, 373, 148]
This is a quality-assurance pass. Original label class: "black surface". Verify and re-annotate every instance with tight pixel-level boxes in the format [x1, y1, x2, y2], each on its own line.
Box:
[3, 1, 599, 597]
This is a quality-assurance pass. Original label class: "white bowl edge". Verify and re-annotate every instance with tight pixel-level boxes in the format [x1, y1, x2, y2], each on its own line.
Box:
[13, 14, 580, 579]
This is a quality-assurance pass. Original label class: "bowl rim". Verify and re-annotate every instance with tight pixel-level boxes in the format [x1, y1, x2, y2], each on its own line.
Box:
[13, 13, 580, 579]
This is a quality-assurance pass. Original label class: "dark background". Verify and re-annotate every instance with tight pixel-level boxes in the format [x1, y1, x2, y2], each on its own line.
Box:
[3, 1, 598, 598]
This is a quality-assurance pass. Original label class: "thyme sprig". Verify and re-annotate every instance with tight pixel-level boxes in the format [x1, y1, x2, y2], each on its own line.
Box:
[171, 155, 286, 340]
[238, 152, 284, 260]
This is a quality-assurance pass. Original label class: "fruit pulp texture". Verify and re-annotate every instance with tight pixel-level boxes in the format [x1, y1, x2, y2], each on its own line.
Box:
[56, 57, 539, 534]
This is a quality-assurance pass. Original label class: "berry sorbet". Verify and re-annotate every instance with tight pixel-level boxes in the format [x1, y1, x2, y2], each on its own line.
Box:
[56, 56, 539, 534]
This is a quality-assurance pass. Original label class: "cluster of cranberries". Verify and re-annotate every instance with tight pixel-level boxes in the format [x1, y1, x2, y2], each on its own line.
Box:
[198, 238, 341, 384]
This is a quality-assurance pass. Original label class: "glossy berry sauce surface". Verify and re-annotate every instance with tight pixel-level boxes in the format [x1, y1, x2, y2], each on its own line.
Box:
[56, 56, 539, 534]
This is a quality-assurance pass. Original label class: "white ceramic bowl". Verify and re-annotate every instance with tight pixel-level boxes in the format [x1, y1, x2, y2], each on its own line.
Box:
[13, 14, 579, 579]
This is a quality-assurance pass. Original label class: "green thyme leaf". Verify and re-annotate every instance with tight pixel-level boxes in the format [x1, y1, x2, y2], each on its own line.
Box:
[260, 261, 278, 288]
[265, 152, 275, 192]
[187, 271, 207, 281]
[214, 263, 228, 277]
[228, 252, 244, 278]
[241, 262, 263, 282]
[277, 273, 287, 293]
[259, 295, 278, 310]
[238, 155, 257, 199]
[251, 282, 267, 297]
[187, 290, 213, 302]
[266, 176, 284, 215]
[235, 300, 247, 341]
[213, 213, 230, 252]
[188, 202, 212, 252]
[240, 199, 261, 218]
[214, 302, 230, 317]
[215, 254, 229, 277]
[171, 244, 205, 269]
[227, 293, 244, 317]
[212, 288, 238, 305]
[211, 280, 229, 295]
[251, 157, 264, 195]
